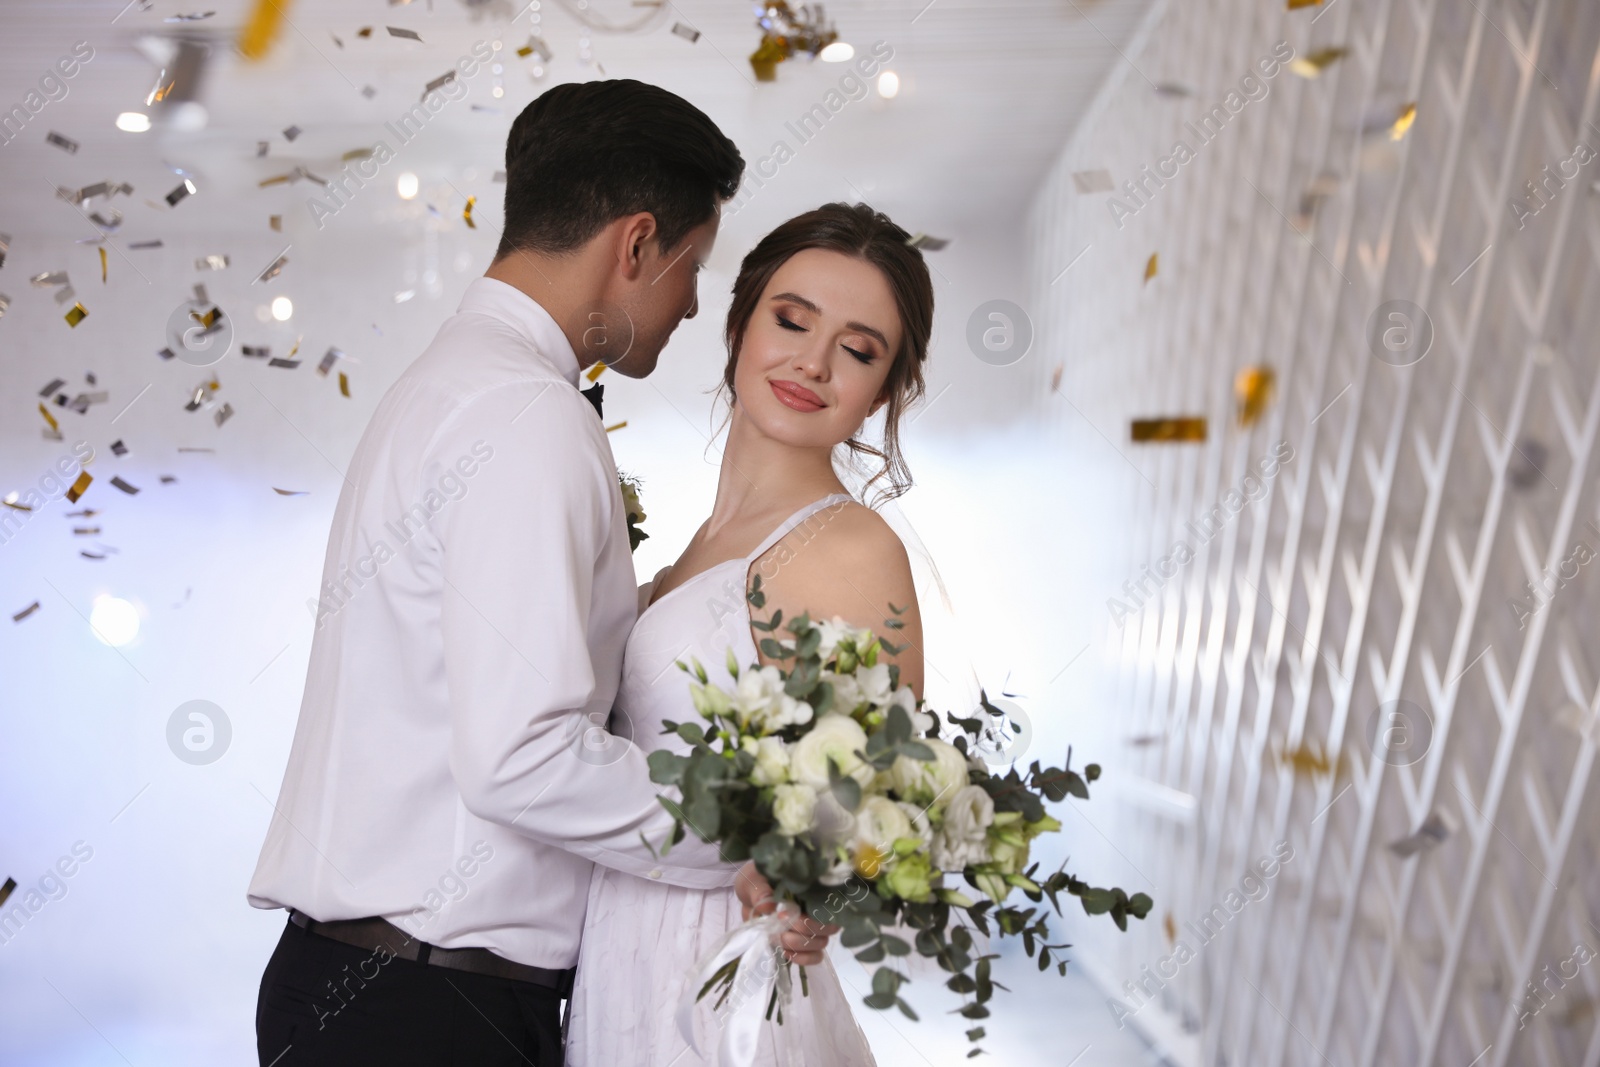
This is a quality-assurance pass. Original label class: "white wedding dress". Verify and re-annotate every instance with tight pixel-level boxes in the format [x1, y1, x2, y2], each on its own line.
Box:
[566, 493, 877, 1067]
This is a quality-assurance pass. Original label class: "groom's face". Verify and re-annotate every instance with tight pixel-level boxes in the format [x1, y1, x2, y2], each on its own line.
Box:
[607, 214, 720, 379]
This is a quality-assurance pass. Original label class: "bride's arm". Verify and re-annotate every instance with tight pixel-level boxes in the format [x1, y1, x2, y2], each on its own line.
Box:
[751, 502, 925, 699]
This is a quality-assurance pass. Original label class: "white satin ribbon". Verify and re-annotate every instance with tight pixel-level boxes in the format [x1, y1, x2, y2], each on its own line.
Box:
[677, 911, 793, 1066]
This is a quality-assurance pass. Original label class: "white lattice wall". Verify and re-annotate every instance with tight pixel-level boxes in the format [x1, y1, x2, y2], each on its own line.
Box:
[1024, 0, 1600, 1063]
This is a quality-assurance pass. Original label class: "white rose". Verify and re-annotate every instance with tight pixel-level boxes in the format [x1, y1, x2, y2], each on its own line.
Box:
[818, 848, 854, 886]
[772, 783, 818, 836]
[730, 665, 814, 733]
[856, 661, 894, 708]
[897, 801, 933, 847]
[850, 796, 914, 855]
[789, 713, 873, 790]
[823, 670, 864, 714]
[931, 784, 994, 871]
[743, 735, 791, 787]
[888, 738, 971, 808]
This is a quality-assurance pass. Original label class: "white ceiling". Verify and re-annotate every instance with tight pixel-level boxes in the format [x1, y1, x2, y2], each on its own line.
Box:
[0, 0, 1154, 246]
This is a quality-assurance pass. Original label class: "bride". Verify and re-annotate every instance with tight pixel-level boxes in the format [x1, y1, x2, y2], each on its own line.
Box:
[565, 201, 935, 1066]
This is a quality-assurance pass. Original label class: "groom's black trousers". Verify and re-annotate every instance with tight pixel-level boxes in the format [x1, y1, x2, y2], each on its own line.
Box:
[257, 916, 564, 1066]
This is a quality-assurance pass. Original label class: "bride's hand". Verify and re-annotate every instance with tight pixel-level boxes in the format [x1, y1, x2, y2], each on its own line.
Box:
[735, 861, 841, 966]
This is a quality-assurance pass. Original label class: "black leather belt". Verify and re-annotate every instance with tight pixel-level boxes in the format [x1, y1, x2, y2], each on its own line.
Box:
[288, 909, 575, 997]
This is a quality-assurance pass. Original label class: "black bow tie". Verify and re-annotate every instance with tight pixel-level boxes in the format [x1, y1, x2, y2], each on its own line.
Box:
[580, 382, 604, 418]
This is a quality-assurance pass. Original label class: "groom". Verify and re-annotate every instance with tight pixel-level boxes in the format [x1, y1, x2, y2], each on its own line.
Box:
[249, 80, 833, 1066]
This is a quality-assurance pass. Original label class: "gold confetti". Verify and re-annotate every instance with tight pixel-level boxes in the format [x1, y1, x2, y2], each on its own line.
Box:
[1144, 253, 1159, 283]
[1391, 102, 1417, 141]
[342, 147, 375, 162]
[1163, 913, 1177, 945]
[73, 526, 101, 535]
[99, 246, 107, 283]
[190, 307, 221, 329]
[1290, 47, 1349, 78]
[270, 214, 282, 231]
[1234, 366, 1276, 427]
[1287, 0, 1323, 8]
[238, 0, 292, 59]
[3, 494, 33, 512]
[1277, 742, 1339, 779]
[64, 303, 88, 327]
[585, 361, 608, 383]
[11, 604, 39, 624]
[463, 195, 476, 229]
[604, 421, 628, 433]
[750, 34, 786, 82]
[65, 470, 92, 503]
[258, 174, 293, 188]
[273, 487, 309, 496]
[38, 403, 59, 433]
[1131, 417, 1206, 442]
[357, 26, 373, 38]
[338, 372, 350, 397]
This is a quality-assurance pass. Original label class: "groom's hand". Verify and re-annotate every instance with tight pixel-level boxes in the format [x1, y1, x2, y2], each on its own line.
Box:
[735, 862, 841, 967]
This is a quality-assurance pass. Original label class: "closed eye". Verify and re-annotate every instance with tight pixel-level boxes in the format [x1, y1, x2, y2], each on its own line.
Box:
[843, 346, 873, 364]
[776, 314, 805, 332]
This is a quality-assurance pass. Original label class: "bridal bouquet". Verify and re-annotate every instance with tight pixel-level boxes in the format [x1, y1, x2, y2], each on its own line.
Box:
[648, 575, 1150, 1059]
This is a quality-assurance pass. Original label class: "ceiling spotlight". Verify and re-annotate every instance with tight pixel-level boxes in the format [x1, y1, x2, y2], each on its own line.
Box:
[877, 71, 900, 99]
[819, 41, 854, 62]
[90, 595, 141, 647]
[397, 172, 419, 200]
[271, 296, 293, 321]
[116, 112, 152, 132]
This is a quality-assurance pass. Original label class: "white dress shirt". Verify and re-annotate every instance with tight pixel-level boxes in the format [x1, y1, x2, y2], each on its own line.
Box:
[247, 276, 733, 970]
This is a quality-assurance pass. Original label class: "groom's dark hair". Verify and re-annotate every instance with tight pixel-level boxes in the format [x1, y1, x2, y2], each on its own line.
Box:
[494, 80, 744, 260]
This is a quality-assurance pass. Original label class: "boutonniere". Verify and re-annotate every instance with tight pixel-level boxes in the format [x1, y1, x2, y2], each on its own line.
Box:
[618, 471, 648, 552]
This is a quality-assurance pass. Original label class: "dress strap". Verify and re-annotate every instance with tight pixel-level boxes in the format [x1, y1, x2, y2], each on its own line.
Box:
[746, 493, 855, 562]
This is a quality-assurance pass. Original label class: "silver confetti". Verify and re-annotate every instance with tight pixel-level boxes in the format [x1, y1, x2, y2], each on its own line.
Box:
[195, 254, 230, 271]
[255, 252, 289, 284]
[46, 130, 79, 154]
[0, 232, 10, 269]
[671, 22, 701, 43]
[316, 347, 344, 376]
[1388, 812, 1453, 858]
[423, 71, 456, 98]
[214, 401, 235, 427]
[283, 124, 302, 141]
[166, 178, 198, 207]
[31, 270, 68, 287]
[1072, 169, 1115, 194]
[387, 26, 422, 41]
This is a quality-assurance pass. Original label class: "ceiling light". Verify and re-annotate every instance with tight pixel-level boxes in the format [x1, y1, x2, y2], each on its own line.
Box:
[877, 71, 900, 99]
[819, 42, 854, 62]
[90, 596, 141, 647]
[116, 112, 151, 132]
[398, 172, 419, 200]
[271, 296, 293, 321]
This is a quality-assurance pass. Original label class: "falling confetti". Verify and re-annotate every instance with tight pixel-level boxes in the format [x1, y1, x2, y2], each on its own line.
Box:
[99, 246, 107, 282]
[387, 26, 422, 41]
[1286, 0, 1323, 8]
[110, 476, 140, 495]
[273, 487, 309, 496]
[38, 403, 59, 433]
[1163, 913, 1177, 944]
[46, 131, 79, 154]
[338, 372, 351, 398]
[906, 233, 948, 251]
[242, 345, 270, 359]
[268, 357, 300, 369]
[65, 471, 93, 504]
[316, 347, 344, 376]
[1131, 417, 1206, 442]
[1390, 102, 1417, 141]
[110, 439, 128, 456]
[672, 22, 701, 43]
[31, 270, 68, 287]
[73, 526, 101, 535]
[463, 196, 476, 229]
[1290, 47, 1350, 78]
[1154, 82, 1194, 99]
[1234, 366, 1276, 427]
[1072, 169, 1115, 194]
[1388, 812, 1451, 858]
[283, 124, 302, 141]
[166, 179, 198, 207]
[586, 362, 607, 383]
[0, 231, 9, 268]
[64, 303, 88, 327]
[423, 71, 456, 98]
[270, 214, 282, 231]
[1277, 743, 1338, 778]
[129, 240, 163, 250]
[1143, 253, 1159, 283]
[256, 251, 289, 283]
[166, 11, 216, 21]
[11, 604, 39, 624]
[605, 421, 628, 433]
[214, 402, 235, 427]
[196, 254, 230, 270]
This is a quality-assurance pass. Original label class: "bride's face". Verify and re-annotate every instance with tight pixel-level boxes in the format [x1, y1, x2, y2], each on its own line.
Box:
[732, 248, 903, 450]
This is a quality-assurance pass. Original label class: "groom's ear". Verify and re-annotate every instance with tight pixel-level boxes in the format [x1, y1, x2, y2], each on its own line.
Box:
[616, 212, 661, 281]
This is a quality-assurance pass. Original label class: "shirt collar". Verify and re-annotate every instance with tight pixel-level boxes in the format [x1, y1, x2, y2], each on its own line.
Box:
[457, 276, 582, 389]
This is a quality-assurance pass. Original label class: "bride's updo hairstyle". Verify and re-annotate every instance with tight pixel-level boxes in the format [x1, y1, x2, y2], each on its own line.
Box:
[720, 202, 933, 503]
